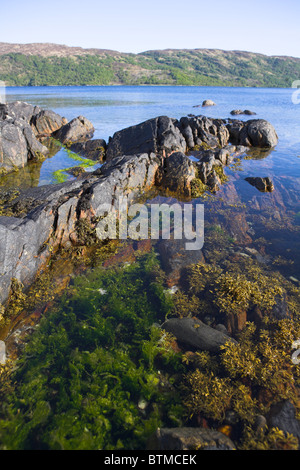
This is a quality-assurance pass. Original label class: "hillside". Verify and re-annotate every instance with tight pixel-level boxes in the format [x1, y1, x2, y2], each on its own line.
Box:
[0, 42, 299, 87]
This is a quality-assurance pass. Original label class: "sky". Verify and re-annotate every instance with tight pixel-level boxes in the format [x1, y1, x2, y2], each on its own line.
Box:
[1, 0, 300, 57]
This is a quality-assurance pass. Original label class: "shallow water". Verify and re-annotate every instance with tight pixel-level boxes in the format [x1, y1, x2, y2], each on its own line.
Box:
[1, 87, 300, 450]
[3, 85, 300, 184]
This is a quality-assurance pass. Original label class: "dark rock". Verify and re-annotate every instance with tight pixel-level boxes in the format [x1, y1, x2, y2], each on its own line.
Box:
[106, 116, 186, 160]
[227, 119, 278, 148]
[31, 109, 68, 136]
[65, 166, 86, 177]
[0, 118, 48, 172]
[53, 116, 95, 144]
[179, 116, 230, 149]
[158, 238, 205, 286]
[245, 176, 274, 192]
[162, 317, 237, 353]
[230, 109, 256, 116]
[155, 152, 196, 196]
[69, 139, 106, 162]
[147, 427, 235, 450]
[4, 101, 41, 123]
[267, 400, 300, 442]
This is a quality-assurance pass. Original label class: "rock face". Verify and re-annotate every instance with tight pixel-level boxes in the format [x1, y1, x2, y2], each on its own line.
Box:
[0, 101, 69, 174]
[245, 176, 274, 192]
[0, 152, 160, 306]
[0, 118, 49, 173]
[53, 116, 95, 144]
[162, 317, 237, 353]
[106, 116, 187, 160]
[227, 119, 278, 148]
[148, 427, 236, 450]
[31, 109, 68, 136]
[179, 116, 229, 149]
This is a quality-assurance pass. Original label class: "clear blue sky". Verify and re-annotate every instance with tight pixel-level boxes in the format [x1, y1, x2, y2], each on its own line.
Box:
[1, 0, 300, 57]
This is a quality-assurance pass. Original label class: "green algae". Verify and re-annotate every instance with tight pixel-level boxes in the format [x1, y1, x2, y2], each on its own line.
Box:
[52, 148, 97, 183]
[0, 252, 184, 450]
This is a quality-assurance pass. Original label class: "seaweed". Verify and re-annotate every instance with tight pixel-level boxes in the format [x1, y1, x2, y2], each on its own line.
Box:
[0, 253, 184, 450]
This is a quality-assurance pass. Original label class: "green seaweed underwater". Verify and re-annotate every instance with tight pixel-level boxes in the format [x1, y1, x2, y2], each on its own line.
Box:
[0, 252, 184, 450]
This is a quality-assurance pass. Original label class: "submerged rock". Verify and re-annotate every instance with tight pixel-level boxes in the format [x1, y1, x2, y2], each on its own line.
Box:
[148, 427, 236, 450]
[162, 317, 237, 353]
[245, 176, 274, 192]
[267, 400, 300, 443]
[69, 139, 106, 162]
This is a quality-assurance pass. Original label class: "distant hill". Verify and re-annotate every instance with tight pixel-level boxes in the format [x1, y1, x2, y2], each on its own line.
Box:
[0, 42, 299, 87]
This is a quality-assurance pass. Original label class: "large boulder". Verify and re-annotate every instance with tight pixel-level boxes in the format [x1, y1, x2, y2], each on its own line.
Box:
[162, 317, 237, 353]
[202, 99, 216, 107]
[148, 427, 236, 450]
[0, 118, 48, 173]
[227, 119, 278, 148]
[53, 116, 94, 144]
[106, 116, 186, 160]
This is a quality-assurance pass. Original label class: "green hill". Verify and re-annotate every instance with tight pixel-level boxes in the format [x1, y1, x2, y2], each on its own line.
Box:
[0, 43, 299, 87]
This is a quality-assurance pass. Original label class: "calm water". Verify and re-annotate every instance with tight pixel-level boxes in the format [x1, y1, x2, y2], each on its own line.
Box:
[2, 86, 300, 280]
[3, 85, 300, 184]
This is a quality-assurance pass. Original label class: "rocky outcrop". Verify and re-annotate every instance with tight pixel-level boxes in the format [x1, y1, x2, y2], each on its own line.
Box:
[0, 101, 68, 174]
[179, 115, 229, 149]
[106, 116, 187, 160]
[0, 108, 280, 306]
[162, 317, 237, 353]
[52, 116, 95, 144]
[0, 152, 160, 306]
[148, 427, 236, 450]
[0, 117, 49, 173]
[227, 119, 278, 148]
